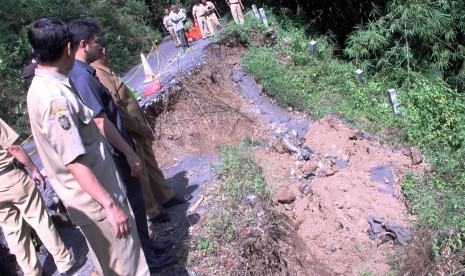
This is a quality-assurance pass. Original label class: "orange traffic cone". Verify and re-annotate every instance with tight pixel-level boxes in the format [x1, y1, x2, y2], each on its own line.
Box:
[141, 53, 162, 96]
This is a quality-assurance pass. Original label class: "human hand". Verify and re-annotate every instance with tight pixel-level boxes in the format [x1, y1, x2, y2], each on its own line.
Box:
[105, 203, 131, 239]
[126, 151, 143, 177]
[31, 168, 46, 190]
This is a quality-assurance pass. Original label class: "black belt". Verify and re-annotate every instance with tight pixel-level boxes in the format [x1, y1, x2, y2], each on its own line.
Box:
[0, 165, 15, 177]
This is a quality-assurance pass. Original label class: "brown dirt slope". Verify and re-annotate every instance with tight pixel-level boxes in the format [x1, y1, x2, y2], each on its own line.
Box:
[146, 43, 424, 275]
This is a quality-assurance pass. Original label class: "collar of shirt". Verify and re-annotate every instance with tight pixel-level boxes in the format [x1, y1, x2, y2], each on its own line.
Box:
[74, 59, 97, 77]
[91, 62, 113, 76]
[34, 68, 73, 88]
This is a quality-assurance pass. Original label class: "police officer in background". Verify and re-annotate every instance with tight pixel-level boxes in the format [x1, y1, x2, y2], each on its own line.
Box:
[226, 0, 245, 24]
[193, 0, 209, 38]
[201, 0, 222, 35]
[0, 118, 79, 276]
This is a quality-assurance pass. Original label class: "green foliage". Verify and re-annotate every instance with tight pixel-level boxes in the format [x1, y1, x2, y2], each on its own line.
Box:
[210, 141, 271, 241]
[196, 236, 215, 256]
[218, 141, 269, 201]
[401, 74, 465, 151]
[345, 0, 465, 90]
[0, 0, 160, 133]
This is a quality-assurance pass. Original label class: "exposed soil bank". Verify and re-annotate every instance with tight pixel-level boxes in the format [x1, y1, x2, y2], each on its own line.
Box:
[144, 43, 425, 275]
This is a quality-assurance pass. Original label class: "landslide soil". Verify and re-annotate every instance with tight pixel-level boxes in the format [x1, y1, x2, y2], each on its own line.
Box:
[147, 43, 425, 275]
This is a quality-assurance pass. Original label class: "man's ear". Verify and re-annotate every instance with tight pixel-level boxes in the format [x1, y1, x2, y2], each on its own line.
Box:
[79, 39, 87, 49]
[102, 46, 107, 56]
[66, 42, 72, 57]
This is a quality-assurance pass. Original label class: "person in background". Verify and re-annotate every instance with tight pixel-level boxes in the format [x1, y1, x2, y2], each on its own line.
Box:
[226, 0, 245, 25]
[193, 0, 209, 38]
[22, 49, 38, 88]
[202, 0, 222, 35]
[0, 118, 81, 276]
[169, 5, 189, 50]
[26, 17, 149, 275]
[163, 8, 180, 47]
[90, 37, 192, 226]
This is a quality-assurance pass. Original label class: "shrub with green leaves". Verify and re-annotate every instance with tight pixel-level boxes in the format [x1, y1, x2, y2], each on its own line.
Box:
[0, 0, 160, 133]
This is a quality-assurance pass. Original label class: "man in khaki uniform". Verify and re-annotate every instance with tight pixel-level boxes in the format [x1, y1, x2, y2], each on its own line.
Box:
[193, 0, 209, 38]
[26, 18, 149, 276]
[163, 8, 180, 47]
[202, 0, 222, 35]
[226, 0, 244, 24]
[0, 118, 78, 276]
[91, 39, 192, 224]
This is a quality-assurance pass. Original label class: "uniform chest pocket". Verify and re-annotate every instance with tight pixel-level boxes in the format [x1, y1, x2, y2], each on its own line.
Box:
[77, 105, 99, 145]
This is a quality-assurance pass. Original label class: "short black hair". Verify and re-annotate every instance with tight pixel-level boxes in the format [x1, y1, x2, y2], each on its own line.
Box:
[27, 18, 72, 65]
[68, 19, 101, 48]
[97, 36, 106, 49]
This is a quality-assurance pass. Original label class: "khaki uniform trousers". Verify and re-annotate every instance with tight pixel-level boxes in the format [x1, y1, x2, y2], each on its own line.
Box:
[79, 200, 149, 276]
[206, 14, 221, 35]
[0, 169, 75, 276]
[230, 3, 244, 24]
[167, 26, 180, 46]
[198, 17, 209, 38]
[134, 138, 175, 219]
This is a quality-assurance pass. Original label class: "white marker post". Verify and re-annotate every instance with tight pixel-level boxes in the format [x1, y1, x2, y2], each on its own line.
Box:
[388, 89, 400, 114]
[355, 69, 363, 82]
[308, 40, 317, 55]
[259, 8, 268, 27]
[252, 5, 260, 19]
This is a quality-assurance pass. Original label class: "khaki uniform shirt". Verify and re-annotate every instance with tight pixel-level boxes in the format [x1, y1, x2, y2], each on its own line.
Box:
[163, 15, 173, 29]
[193, 4, 206, 19]
[0, 118, 18, 171]
[205, 1, 216, 13]
[27, 69, 127, 226]
[90, 62, 148, 142]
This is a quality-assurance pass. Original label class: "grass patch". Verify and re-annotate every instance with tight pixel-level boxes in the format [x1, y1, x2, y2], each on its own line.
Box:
[214, 142, 271, 238]
[188, 141, 277, 274]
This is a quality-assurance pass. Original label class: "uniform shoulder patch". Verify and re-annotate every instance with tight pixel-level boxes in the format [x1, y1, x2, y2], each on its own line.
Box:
[51, 106, 67, 115]
[58, 115, 71, 130]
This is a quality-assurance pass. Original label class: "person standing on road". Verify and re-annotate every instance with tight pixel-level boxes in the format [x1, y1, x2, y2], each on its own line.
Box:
[0, 118, 80, 276]
[201, 0, 222, 35]
[163, 8, 180, 47]
[26, 17, 149, 275]
[193, 0, 209, 38]
[226, 0, 245, 24]
[169, 5, 189, 50]
[67, 19, 176, 272]
[22, 49, 38, 88]
[90, 38, 192, 226]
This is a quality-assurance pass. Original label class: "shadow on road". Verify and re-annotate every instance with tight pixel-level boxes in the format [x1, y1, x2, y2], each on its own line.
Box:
[150, 170, 201, 276]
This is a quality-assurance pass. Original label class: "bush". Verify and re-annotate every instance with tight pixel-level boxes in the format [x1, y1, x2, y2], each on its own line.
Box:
[0, 0, 160, 133]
